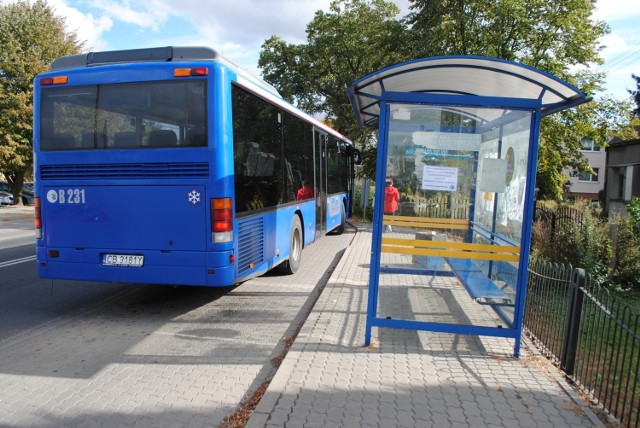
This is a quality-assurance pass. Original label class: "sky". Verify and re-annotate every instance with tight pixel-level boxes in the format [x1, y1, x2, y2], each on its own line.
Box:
[5, 0, 640, 101]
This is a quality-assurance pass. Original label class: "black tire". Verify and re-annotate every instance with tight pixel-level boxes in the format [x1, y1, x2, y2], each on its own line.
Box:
[333, 204, 346, 235]
[279, 215, 302, 274]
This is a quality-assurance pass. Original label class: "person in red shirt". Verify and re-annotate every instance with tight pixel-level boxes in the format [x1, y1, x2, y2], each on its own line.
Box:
[297, 180, 314, 201]
[384, 178, 400, 232]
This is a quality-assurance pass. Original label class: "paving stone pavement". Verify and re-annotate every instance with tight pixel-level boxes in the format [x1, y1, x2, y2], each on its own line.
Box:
[247, 223, 604, 428]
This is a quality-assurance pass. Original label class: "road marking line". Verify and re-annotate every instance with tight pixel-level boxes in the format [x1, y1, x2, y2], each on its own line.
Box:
[0, 255, 36, 268]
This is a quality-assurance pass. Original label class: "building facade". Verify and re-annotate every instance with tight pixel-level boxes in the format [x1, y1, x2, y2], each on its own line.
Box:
[604, 138, 640, 217]
[564, 140, 606, 202]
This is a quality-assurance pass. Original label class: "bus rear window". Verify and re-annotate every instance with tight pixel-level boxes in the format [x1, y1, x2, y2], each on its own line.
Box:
[39, 80, 207, 151]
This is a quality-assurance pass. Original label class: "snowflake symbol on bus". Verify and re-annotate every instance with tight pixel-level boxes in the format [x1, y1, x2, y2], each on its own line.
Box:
[188, 190, 201, 205]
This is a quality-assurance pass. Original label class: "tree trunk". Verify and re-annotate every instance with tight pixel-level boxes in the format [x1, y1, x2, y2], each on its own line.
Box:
[8, 171, 25, 206]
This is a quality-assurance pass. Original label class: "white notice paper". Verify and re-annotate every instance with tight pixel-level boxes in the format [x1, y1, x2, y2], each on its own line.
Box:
[479, 158, 507, 193]
[422, 166, 458, 192]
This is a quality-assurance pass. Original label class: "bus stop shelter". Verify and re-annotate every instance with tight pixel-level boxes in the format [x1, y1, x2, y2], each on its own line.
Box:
[347, 56, 589, 357]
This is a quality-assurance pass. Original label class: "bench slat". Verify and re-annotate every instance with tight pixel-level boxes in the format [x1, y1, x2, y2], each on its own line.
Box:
[382, 237, 520, 255]
[381, 246, 520, 262]
[381, 237, 520, 262]
[383, 215, 468, 230]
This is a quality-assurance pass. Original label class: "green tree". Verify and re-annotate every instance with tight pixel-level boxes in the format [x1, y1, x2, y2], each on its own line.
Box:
[630, 74, 640, 118]
[406, 0, 639, 199]
[259, 0, 411, 178]
[406, 0, 606, 68]
[0, 0, 82, 204]
[539, 94, 640, 199]
[259, 0, 638, 189]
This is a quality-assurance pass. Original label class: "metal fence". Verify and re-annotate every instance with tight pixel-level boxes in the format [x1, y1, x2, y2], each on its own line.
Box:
[532, 204, 585, 261]
[525, 259, 640, 427]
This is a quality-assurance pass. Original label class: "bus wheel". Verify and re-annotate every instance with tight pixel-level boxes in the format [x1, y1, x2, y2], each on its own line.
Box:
[279, 215, 302, 274]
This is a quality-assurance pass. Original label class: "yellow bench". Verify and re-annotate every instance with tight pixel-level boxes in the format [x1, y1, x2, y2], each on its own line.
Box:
[380, 237, 520, 262]
[383, 215, 468, 230]
[380, 236, 519, 305]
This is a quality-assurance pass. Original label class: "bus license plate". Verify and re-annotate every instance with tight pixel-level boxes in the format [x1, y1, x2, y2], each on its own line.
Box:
[102, 254, 144, 267]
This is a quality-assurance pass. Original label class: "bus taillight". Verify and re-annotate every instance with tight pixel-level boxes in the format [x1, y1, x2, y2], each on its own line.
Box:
[34, 197, 42, 239]
[211, 198, 233, 243]
[174, 67, 208, 77]
[40, 76, 68, 85]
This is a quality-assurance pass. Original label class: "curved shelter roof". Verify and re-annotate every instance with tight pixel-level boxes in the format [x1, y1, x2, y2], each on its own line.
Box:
[347, 56, 590, 127]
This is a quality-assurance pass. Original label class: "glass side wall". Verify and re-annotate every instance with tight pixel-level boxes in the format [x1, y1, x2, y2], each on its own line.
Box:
[377, 103, 532, 331]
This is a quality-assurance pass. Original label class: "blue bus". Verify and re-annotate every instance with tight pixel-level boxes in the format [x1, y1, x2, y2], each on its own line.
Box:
[33, 46, 360, 286]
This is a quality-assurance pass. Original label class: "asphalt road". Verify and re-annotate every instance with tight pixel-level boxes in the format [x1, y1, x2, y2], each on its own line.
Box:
[0, 208, 136, 343]
[0, 207, 353, 427]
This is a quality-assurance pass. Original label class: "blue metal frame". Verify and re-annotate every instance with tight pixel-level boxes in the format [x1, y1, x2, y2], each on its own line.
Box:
[347, 55, 591, 127]
[512, 110, 542, 355]
[364, 103, 390, 346]
[353, 56, 590, 357]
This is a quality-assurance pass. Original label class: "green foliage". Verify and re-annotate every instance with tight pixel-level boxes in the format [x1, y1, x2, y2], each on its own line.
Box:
[609, 214, 640, 291]
[259, 0, 638, 193]
[532, 201, 610, 282]
[0, 0, 82, 200]
[627, 197, 640, 232]
[532, 201, 640, 291]
[630, 74, 640, 118]
[406, 0, 607, 72]
[406, 0, 638, 200]
[566, 210, 611, 283]
[259, 0, 412, 178]
[538, 96, 640, 199]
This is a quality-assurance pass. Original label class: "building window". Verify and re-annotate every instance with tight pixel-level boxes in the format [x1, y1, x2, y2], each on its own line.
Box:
[580, 139, 600, 151]
[578, 167, 599, 182]
[618, 172, 626, 199]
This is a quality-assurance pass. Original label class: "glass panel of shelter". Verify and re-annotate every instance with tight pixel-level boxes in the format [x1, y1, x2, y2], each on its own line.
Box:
[377, 103, 532, 330]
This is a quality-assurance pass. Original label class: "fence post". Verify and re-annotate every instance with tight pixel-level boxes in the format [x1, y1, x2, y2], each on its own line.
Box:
[560, 268, 586, 376]
[361, 178, 370, 219]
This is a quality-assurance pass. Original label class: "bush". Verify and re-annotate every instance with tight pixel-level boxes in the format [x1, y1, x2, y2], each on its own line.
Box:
[608, 214, 640, 291]
[627, 196, 640, 234]
[532, 201, 610, 283]
[532, 200, 640, 292]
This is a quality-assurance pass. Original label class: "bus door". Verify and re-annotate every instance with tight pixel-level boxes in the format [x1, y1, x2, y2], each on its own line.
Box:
[314, 129, 328, 236]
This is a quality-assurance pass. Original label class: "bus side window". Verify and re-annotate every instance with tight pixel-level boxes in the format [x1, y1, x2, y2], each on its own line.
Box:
[186, 128, 206, 146]
[148, 130, 177, 146]
[81, 132, 107, 149]
[245, 142, 260, 176]
[46, 133, 75, 151]
[257, 153, 275, 176]
[113, 131, 138, 148]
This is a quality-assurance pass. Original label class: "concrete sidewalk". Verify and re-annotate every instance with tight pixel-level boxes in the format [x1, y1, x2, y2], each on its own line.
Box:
[0, 204, 34, 219]
[247, 223, 603, 428]
[0, 205, 36, 243]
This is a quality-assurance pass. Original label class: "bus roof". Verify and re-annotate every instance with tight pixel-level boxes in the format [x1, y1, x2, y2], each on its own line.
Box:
[50, 46, 281, 97]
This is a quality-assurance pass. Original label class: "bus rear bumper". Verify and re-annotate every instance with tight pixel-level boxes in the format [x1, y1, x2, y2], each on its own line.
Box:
[36, 246, 236, 287]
